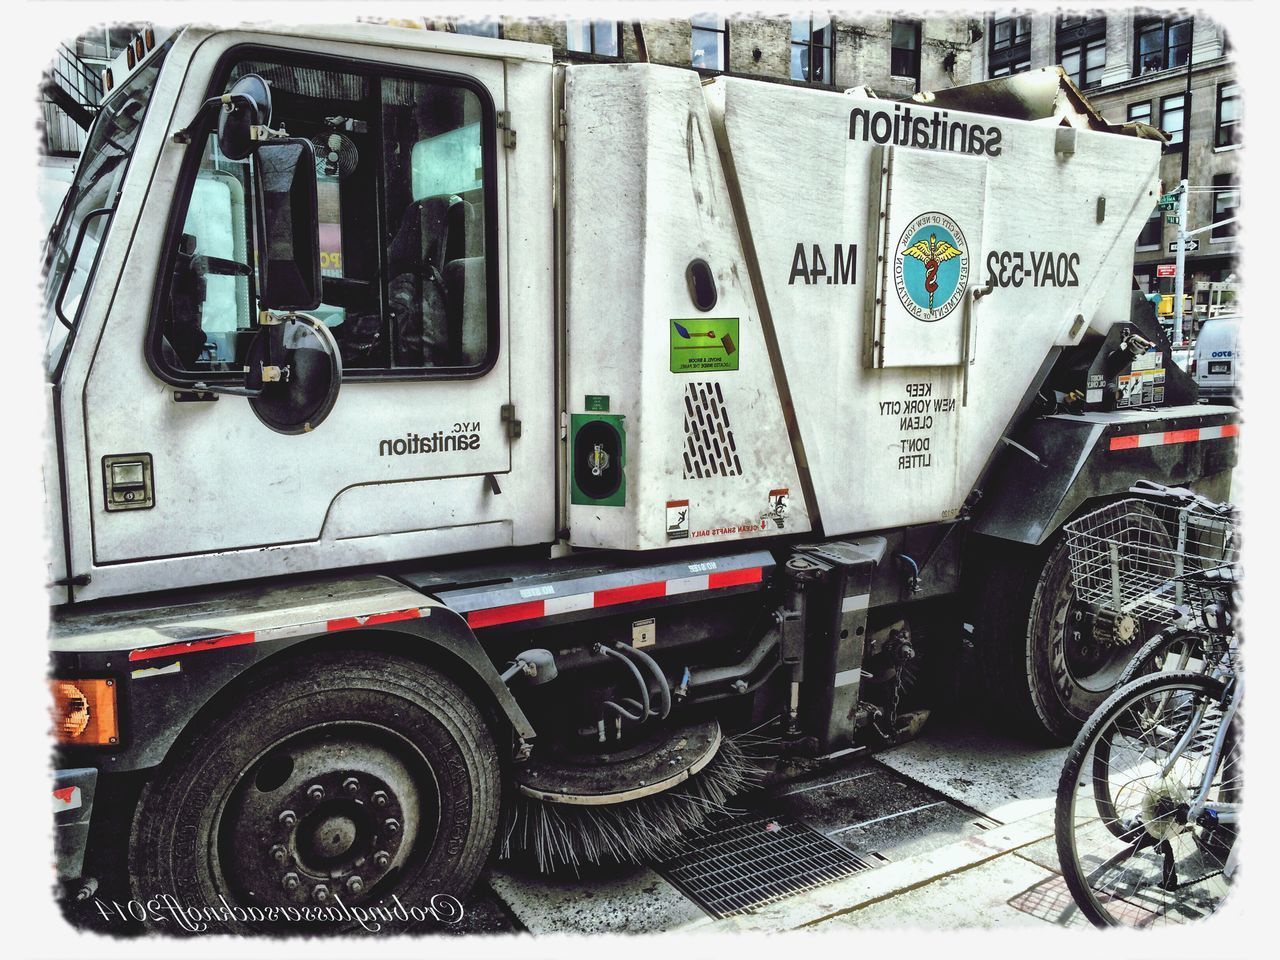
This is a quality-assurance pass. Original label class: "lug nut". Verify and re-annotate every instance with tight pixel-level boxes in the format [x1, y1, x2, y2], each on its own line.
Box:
[384, 818, 400, 834]
[282, 872, 300, 891]
[347, 876, 364, 895]
[279, 809, 298, 828]
[372, 790, 389, 807]
[313, 884, 329, 903]
[374, 850, 390, 869]
[307, 784, 325, 802]
[269, 844, 289, 865]
[1072, 630, 1082, 643]
[1073, 610, 1083, 623]
[343, 777, 360, 795]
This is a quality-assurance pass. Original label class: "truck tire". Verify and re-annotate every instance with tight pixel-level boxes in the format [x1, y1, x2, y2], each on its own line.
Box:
[128, 650, 501, 934]
[974, 536, 1123, 744]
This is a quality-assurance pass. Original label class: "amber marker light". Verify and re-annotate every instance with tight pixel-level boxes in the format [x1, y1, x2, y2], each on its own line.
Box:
[51, 679, 119, 746]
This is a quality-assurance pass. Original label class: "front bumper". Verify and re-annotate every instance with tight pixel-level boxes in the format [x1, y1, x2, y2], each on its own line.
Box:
[53, 767, 97, 880]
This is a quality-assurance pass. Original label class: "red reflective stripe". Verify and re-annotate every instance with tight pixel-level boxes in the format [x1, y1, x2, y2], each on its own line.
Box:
[1110, 423, 1239, 451]
[467, 601, 546, 629]
[594, 581, 667, 608]
[128, 631, 255, 662]
[327, 608, 421, 632]
[1163, 428, 1201, 446]
[53, 787, 76, 804]
[709, 567, 764, 589]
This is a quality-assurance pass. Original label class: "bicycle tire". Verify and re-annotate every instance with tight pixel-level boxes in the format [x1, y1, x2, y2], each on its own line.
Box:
[1056, 670, 1239, 928]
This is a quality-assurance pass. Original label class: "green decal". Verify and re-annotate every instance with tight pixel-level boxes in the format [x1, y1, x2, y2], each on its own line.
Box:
[670, 318, 739, 373]
[585, 394, 610, 412]
[570, 413, 626, 507]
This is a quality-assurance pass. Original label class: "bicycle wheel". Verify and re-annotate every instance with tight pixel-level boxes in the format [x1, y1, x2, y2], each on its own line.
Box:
[1118, 628, 1225, 686]
[1056, 670, 1240, 928]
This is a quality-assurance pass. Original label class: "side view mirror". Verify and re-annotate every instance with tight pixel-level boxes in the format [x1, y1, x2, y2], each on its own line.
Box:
[217, 74, 272, 161]
[244, 315, 342, 434]
[254, 139, 323, 311]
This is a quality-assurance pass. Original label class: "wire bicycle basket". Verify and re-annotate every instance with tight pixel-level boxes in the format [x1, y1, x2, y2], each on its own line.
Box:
[1062, 497, 1238, 626]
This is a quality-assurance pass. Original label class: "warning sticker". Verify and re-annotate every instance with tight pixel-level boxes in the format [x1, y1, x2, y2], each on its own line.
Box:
[1116, 368, 1165, 408]
[666, 499, 690, 540]
[670, 318, 739, 373]
[763, 488, 789, 530]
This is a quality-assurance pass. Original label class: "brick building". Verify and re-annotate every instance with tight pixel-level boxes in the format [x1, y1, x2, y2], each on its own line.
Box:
[970, 10, 1239, 297]
[428, 14, 976, 100]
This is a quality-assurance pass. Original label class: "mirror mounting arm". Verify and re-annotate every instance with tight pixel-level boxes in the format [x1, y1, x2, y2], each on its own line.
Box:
[172, 93, 256, 145]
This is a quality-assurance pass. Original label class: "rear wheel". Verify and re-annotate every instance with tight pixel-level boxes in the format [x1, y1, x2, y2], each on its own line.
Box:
[975, 506, 1171, 743]
[1055, 670, 1240, 928]
[128, 651, 501, 934]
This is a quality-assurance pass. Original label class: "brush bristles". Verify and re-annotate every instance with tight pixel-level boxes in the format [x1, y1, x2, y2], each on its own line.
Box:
[500, 736, 765, 874]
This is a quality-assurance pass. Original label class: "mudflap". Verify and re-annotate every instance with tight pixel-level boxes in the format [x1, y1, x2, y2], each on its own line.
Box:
[970, 403, 1238, 546]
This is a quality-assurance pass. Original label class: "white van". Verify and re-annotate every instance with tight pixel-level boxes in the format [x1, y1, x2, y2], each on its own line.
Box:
[1191, 315, 1241, 403]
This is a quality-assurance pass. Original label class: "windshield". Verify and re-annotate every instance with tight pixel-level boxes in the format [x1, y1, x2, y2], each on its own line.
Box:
[43, 41, 170, 371]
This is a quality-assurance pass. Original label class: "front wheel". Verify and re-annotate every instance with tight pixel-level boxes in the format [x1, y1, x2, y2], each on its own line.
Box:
[1055, 670, 1240, 928]
[128, 651, 502, 934]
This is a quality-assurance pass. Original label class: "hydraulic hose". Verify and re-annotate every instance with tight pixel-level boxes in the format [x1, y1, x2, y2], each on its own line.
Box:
[594, 643, 651, 723]
[614, 642, 672, 720]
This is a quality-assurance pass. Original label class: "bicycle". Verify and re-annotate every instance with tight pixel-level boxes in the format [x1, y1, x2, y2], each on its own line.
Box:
[1053, 484, 1241, 927]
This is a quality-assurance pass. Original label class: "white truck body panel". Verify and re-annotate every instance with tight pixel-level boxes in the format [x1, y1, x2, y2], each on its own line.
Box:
[560, 66, 1161, 546]
[563, 65, 811, 550]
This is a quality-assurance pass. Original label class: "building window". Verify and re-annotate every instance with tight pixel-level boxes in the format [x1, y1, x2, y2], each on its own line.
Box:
[1135, 16, 1192, 75]
[566, 20, 621, 57]
[1056, 15, 1106, 89]
[1212, 174, 1238, 241]
[453, 20, 501, 39]
[1136, 208, 1162, 250]
[1127, 101, 1152, 125]
[1160, 93, 1186, 148]
[790, 16, 833, 84]
[989, 15, 1032, 78]
[691, 15, 727, 71]
[1216, 81, 1240, 147]
[890, 20, 922, 84]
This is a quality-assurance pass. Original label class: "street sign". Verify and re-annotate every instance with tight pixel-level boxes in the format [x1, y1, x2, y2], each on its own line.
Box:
[1160, 192, 1180, 205]
[1158, 200, 1178, 211]
[1156, 264, 1177, 278]
[1166, 215, 1180, 224]
[1168, 238, 1200, 253]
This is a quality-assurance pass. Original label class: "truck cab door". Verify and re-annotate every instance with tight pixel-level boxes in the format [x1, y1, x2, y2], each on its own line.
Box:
[73, 29, 554, 598]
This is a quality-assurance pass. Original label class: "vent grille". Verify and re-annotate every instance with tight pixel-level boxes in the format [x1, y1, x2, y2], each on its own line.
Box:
[683, 382, 742, 479]
[653, 812, 874, 918]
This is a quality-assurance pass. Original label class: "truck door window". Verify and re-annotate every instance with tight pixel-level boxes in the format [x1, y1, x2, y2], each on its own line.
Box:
[155, 54, 497, 380]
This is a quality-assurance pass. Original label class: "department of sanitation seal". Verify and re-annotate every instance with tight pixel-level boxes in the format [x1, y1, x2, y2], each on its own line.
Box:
[894, 211, 969, 322]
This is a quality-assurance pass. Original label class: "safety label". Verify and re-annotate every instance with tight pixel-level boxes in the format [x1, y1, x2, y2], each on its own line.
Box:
[1116, 367, 1165, 408]
[666, 499, 690, 540]
[763, 488, 789, 529]
[670, 318, 739, 373]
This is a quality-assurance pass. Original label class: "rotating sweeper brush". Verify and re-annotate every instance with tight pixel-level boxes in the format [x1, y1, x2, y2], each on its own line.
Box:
[500, 718, 763, 872]
[496, 647, 768, 873]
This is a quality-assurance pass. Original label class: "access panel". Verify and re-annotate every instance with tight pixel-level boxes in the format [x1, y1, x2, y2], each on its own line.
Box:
[864, 145, 988, 369]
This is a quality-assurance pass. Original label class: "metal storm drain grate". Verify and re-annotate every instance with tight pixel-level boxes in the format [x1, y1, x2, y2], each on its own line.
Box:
[652, 812, 874, 919]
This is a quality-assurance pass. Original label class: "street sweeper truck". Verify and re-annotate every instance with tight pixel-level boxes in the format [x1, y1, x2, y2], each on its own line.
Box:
[45, 23, 1237, 923]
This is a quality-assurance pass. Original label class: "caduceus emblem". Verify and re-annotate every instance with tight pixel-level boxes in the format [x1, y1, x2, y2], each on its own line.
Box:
[901, 232, 963, 310]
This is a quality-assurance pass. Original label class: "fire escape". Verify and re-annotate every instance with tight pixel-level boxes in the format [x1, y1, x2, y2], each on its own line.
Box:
[40, 43, 105, 156]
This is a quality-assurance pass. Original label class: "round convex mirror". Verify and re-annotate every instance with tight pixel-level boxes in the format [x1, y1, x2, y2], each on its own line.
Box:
[217, 74, 272, 161]
[246, 316, 342, 434]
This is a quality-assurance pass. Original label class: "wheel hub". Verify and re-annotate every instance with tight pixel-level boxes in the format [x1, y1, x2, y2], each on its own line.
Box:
[219, 726, 437, 907]
[1140, 777, 1191, 840]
